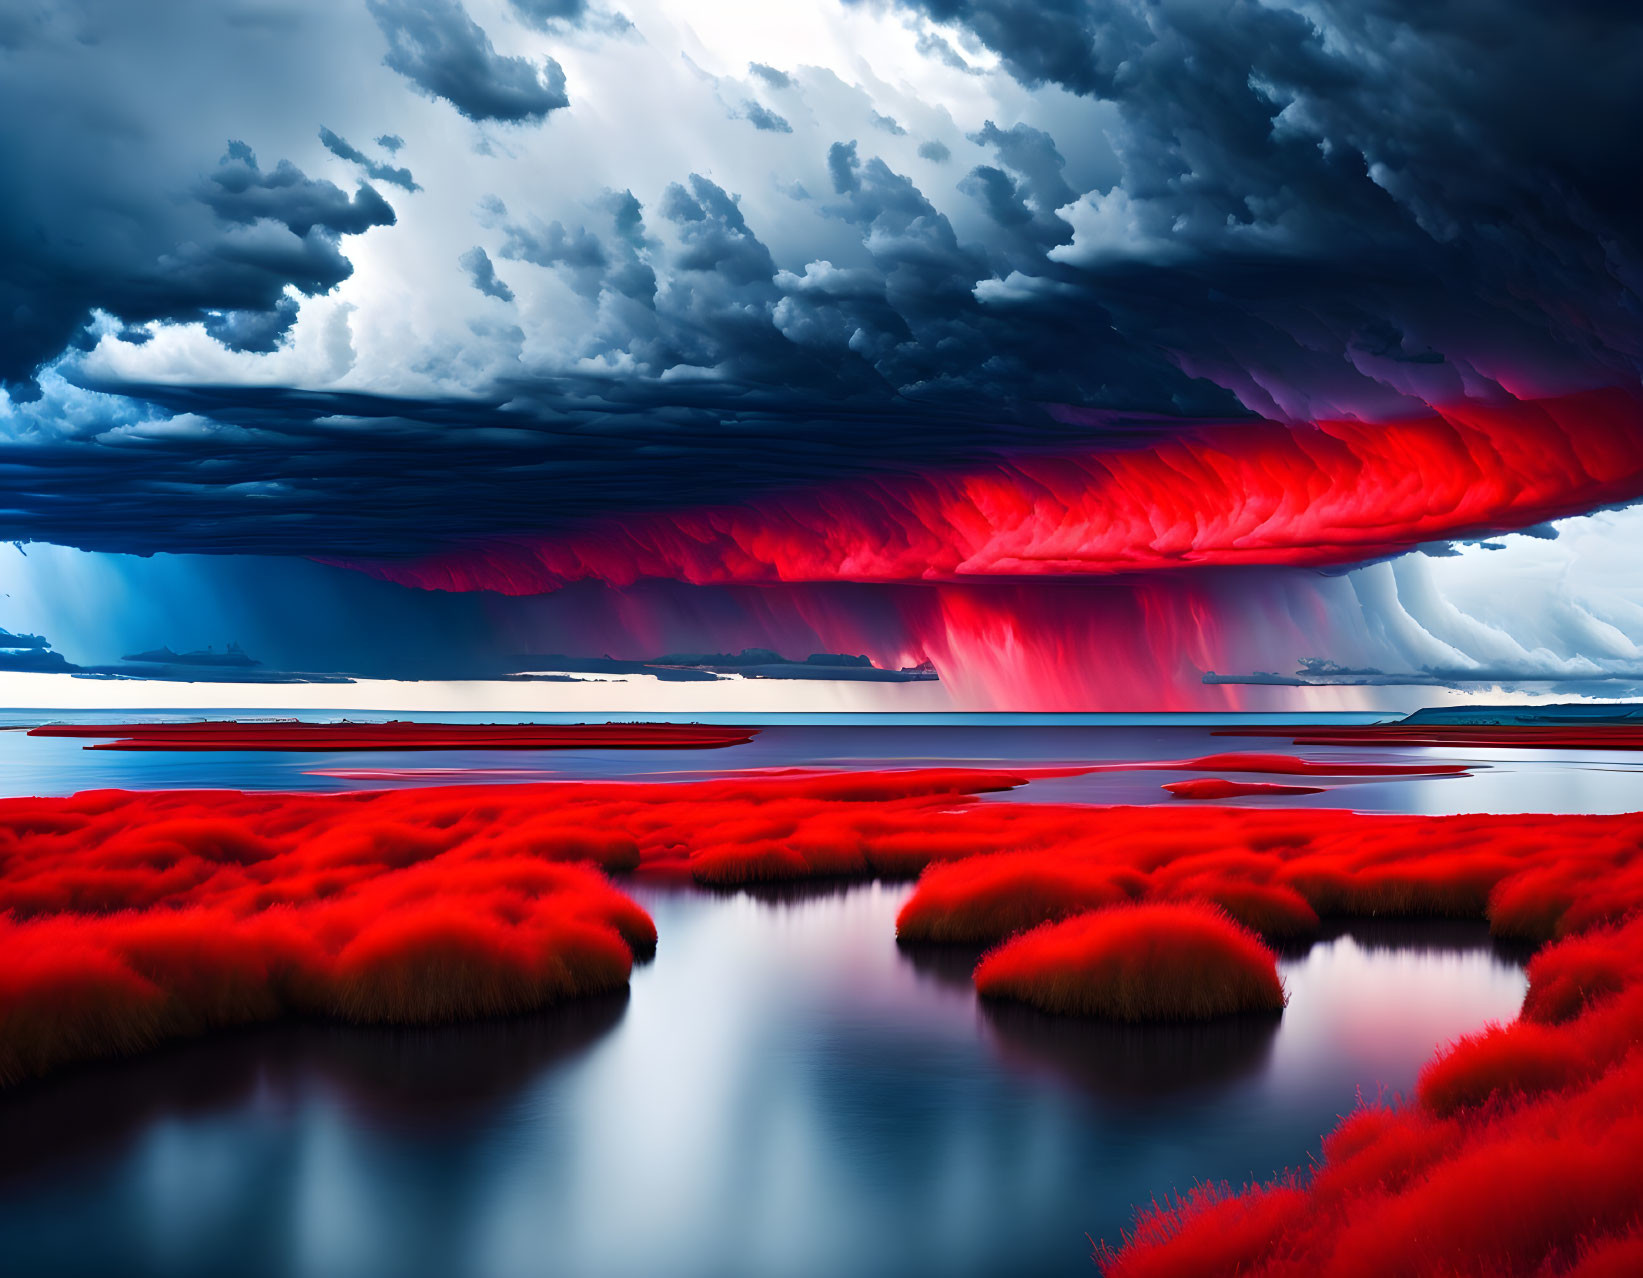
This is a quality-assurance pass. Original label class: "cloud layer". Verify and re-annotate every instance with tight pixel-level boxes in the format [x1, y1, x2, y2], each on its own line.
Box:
[2, 0, 1640, 704]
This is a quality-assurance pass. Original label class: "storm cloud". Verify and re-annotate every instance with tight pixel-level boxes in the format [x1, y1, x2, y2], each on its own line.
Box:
[319, 126, 421, 192]
[0, 4, 400, 387]
[1, 0, 1640, 706]
[367, 0, 570, 124]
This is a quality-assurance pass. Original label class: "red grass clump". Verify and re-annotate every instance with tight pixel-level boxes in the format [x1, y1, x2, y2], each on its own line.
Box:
[890, 802, 1643, 946]
[974, 903, 1286, 1021]
[0, 785, 665, 1084]
[1162, 778, 1326, 800]
[29, 721, 756, 751]
[1096, 913, 1643, 1276]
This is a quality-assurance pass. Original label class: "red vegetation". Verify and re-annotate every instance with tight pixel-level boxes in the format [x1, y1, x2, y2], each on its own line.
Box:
[1162, 778, 1327, 799]
[0, 785, 663, 1084]
[892, 800, 1643, 945]
[1096, 914, 1643, 1277]
[342, 388, 1643, 592]
[14, 766, 1569, 1081]
[28, 721, 757, 752]
[974, 903, 1286, 1020]
[1172, 752, 1467, 777]
[1223, 724, 1643, 752]
[10, 764, 1643, 1276]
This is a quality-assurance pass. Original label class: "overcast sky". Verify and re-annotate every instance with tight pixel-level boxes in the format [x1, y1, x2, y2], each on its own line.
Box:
[3, 0, 1641, 709]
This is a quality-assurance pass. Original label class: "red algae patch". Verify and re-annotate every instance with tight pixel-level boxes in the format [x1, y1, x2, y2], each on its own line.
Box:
[1162, 778, 1327, 799]
[28, 721, 757, 751]
[974, 903, 1286, 1021]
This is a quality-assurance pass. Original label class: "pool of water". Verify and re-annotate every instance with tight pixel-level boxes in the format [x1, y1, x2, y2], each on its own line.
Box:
[0, 883, 1527, 1278]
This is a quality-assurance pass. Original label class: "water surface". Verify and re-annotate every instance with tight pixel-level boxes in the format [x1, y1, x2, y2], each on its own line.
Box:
[0, 883, 1527, 1278]
[2, 717, 1639, 813]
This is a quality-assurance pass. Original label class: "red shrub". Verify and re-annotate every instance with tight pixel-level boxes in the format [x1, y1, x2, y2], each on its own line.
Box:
[1096, 1182, 1309, 1278]
[1566, 1229, 1643, 1278]
[0, 785, 665, 1083]
[1417, 1021, 1584, 1115]
[897, 854, 1144, 943]
[1162, 882, 1320, 941]
[1522, 924, 1639, 1023]
[1098, 915, 1643, 1275]
[974, 903, 1286, 1021]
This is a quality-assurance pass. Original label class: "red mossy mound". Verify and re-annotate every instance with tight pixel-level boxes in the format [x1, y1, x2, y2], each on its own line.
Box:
[1162, 778, 1327, 800]
[890, 802, 1643, 946]
[897, 852, 1149, 944]
[0, 785, 663, 1084]
[28, 721, 757, 752]
[0, 768, 1043, 1080]
[1096, 913, 1643, 1277]
[974, 903, 1286, 1021]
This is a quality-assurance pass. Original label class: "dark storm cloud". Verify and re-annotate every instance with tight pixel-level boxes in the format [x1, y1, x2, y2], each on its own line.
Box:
[318, 126, 422, 191]
[4, 0, 1643, 569]
[367, 0, 570, 123]
[203, 295, 302, 354]
[202, 142, 396, 237]
[2, 372, 1133, 558]
[0, 0, 401, 391]
[508, 0, 588, 26]
[0, 629, 52, 653]
[1, 137, 1238, 556]
[0, 622, 350, 682]
[748, 62, 792, 89]
[459, 246, 516, 301]
[1203, 658, 1643, 700]
[0, 119, 394, 385]
[912, 29, 977, 73]
[0, 628, 74, 674]
[876, 0, 1643, 413]
[738, 100, 794, 133]
[0, 630, 76, 674]
[508, 0, 631, 35]
[501, 218, 610, 297]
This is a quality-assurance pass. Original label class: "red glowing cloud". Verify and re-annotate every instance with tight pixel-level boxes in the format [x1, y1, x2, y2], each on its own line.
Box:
[346, 388, 1643, 594]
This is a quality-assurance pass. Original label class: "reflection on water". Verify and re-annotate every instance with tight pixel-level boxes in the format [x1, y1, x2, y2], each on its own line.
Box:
[0, 883, 1526, 1278]
[0, 995, 631, 1187]
[982, 1003, 1282, 1101]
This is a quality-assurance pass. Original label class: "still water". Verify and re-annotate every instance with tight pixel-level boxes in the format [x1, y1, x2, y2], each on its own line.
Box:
[4, 716, 1642, 814]
[0, 882, 1526, 1278]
